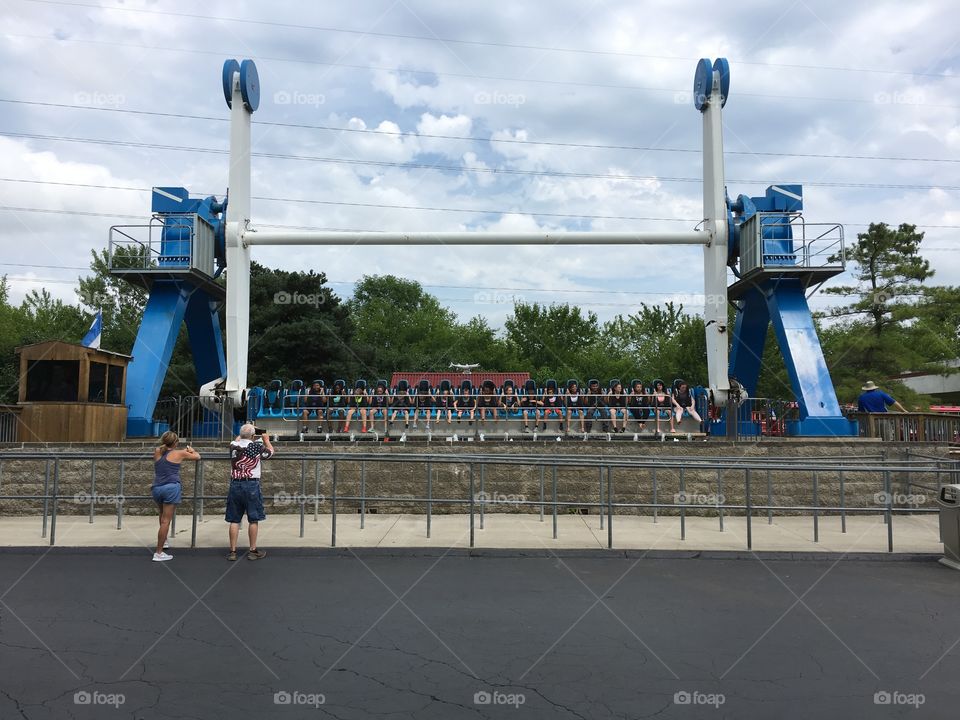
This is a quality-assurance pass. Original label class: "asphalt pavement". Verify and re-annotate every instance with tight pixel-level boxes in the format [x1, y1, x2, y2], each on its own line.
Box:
[1, 549, 958, 719]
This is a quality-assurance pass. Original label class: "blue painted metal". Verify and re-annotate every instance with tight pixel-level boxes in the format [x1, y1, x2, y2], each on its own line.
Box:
[119, 187, 228, 436]
[723, 184, 857, 437]
[712, 57, 730, 107]
[693, 58, 712, 111]
[239, 59, 260, 112]
[222, 59, 240, 108]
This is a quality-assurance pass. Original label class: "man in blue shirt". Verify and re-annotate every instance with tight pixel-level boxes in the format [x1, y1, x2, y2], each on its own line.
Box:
[857, 381, 907, 413]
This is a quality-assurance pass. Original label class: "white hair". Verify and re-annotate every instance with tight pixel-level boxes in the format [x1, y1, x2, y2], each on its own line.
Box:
[239, 423, 256, 439]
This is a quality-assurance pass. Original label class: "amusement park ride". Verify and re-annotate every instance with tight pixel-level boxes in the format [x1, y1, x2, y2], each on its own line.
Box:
[108, 57, 857, 438]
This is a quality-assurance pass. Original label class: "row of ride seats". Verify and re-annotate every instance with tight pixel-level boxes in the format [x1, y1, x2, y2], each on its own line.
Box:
[251, 378, 704, 420]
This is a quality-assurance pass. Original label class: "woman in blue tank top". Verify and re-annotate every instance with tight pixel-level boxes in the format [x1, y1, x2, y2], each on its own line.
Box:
[151, 431, 201, 562]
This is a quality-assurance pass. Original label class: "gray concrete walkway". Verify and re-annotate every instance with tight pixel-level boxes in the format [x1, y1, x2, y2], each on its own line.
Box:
[0, 512, 942, 554]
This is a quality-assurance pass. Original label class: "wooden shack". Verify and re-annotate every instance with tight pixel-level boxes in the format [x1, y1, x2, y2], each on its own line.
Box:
[14, 341, 130, 442]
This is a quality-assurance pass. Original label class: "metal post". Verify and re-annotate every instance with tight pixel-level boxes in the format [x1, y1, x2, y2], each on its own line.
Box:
[88, 460, 96, 524]
[49, 458, 59, 546]
[539, 465, 544, 522]
[652, 468, 658, 524]
[766, 469, 773, 524]
[599, 467, 604, 529]
[331, 460, 338, 548]
[745, 467, 752, 551]
[41, 459, 49, 538]
[314, 460, 320, 522]
[717, 469, 724, 532]
[679, 467, 686, 541]
[839, 469, 846, 533]
[198, 452, 204, 523]
[469, 463, 475, 548]
[359, 460, 365, 528]
[812, 470, 819, 543]
[479, 463, 485, 530]
[191, 460, 200, 548]
[117, 458, 125, 530]
[552, 465, 558, 540]
[299, 459, 306, 538]
[884, 469, 893, 552]
[607, 467, 613, 549]
[426, 461, 432, 539]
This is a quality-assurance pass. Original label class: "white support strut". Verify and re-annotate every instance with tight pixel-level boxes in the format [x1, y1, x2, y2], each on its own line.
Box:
[701, 67, 731, 404]
[242, 230, 707, 247]
[217, 57, 733, 407]
[223, 70, 253, 403]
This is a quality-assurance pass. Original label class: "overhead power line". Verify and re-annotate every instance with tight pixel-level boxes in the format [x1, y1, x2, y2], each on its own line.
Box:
[5, 32, 960, 113]
[23, 0, 960, 81]
[3, 99, 959, 164]
[4, 131, 960, 192]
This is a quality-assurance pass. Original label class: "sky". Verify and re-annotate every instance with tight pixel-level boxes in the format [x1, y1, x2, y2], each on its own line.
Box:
[1, 0, 958, 329]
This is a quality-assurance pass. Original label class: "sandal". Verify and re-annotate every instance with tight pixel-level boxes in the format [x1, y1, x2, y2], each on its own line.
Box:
[226, 550, 238, 561]
[247, 549, 267, 561]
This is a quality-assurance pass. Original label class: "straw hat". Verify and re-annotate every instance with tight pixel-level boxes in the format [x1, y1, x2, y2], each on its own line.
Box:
[861, 381, 878, 391]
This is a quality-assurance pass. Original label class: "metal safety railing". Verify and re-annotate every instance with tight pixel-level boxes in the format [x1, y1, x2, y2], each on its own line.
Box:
[853, 412, 960, 443]
[0, 450, 953, 552]
[739, 212, 845, 277]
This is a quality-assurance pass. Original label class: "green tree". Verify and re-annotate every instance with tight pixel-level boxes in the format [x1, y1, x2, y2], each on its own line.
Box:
[348, 275, 459, 377]
[247, 262, 357, 386]
[505, 302, 600, 378]
[825, 222, 932, 337]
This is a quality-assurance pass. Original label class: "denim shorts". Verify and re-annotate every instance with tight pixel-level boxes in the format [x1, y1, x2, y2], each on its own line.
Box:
[152, 482, 182, 505]
[225, 480, 266, 523]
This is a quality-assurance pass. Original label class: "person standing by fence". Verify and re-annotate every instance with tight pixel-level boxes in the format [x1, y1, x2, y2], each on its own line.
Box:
[151, 431, 201, 562]
[226, 424, 274, 561]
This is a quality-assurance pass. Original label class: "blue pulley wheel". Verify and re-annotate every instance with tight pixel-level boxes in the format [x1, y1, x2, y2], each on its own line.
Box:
[240, 59, 260, 112]
[713, 57, 730, 108]
[222, 59, 240, 109]
[693, 58, 712, 111]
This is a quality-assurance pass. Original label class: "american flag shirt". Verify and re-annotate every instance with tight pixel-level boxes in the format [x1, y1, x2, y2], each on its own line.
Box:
[230, 439, 273, 479]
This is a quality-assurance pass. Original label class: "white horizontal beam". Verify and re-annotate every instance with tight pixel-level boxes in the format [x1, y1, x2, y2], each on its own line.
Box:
[242, 229, 708, 247]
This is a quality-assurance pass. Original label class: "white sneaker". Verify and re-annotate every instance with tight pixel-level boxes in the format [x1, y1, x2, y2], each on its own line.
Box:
[556, 436, 562, 442]
[152, 552, 173, 562]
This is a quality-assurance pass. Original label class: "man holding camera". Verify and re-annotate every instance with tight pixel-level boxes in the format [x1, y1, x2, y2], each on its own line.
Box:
[226, 424, 274, 561]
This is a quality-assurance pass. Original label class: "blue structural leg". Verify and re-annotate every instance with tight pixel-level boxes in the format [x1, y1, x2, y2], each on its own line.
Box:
[125, 283, 227, 436]
[724, 287, 771, 435]
[125, 282, 191, 436]
[766, 280, 856, 436]
[184, 290, 226, 387]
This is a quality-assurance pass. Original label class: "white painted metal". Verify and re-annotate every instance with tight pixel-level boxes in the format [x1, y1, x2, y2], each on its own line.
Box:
[223, 70, 253, 403]
[242, 230, 707, 247]
[701, 68, 731, 404]
[218, 61, 733, 406]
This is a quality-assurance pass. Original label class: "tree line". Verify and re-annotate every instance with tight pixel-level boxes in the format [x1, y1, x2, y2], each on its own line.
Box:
[0, 222, 956, 407]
